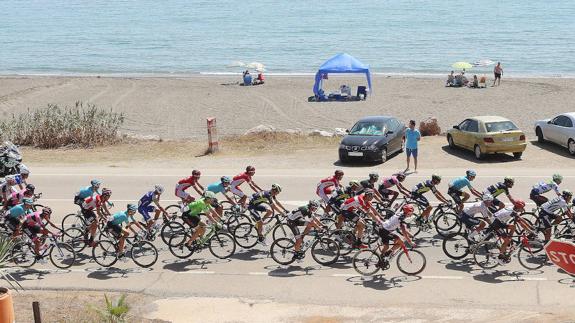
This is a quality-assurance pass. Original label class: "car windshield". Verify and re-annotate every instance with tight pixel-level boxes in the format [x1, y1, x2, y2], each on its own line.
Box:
[349, 122, 385, 136]
[485, 121, 518, 132]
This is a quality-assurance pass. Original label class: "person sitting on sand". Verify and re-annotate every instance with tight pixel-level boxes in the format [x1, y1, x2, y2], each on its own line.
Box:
[468, 75, 479, 88]
[253, 72, 265, 85]
[242, 70, 252, 86]
[461, 72, 469, 86]
[446, 71, 455, 86]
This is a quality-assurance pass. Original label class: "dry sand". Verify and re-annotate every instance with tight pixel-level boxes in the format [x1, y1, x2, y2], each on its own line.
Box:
[1, 75, 573, 139]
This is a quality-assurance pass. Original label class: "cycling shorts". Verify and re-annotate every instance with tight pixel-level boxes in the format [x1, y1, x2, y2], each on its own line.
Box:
[488, 219, 509, 238]
[411, 193, 429, 208]
[448, 187, 464, 205]
[341, 210, 360, 222]
[529, 189, 548, 207]
[248, 203, 269, 221]
[138, 204, 155, 222]
[377, 228, 399, 243]
[492, 198, 504, 208]
[182, 211, 201, 228]
[459, 212, 480, 229]
[287, 219, 306, 236]
[81, 209, 97, 224]
[378, 186, 398, 198]
[6, 217, 21, 232]
[175, 186, 192, 200]
[230, 186, 245, 198]
[23, 223, 41, 240]
[106, 222, 123, 237]
[538, 210, 557, 230]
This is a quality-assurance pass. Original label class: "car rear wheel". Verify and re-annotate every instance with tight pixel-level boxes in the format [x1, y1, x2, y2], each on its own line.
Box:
[474, 145, 483, 160]
[569, 139, 575, 156]
[536, 127, 545, 143]
[513, 152, 523, 159]
[380, 147, 388, 163]
[447, 135, 455, 148]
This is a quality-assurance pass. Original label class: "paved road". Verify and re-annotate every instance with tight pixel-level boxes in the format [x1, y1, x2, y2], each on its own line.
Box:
[7, 166, 575, 313]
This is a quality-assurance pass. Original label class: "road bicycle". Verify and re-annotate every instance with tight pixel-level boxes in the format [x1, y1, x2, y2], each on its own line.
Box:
[352, 240, 426, 276]
[11, 232, 76, 269]
[232, 210, 294, 248]
[91, 228, 158, 268]
[168, 220, 236, 259]
[270, 231, 340, 266]
[473, 232, 546, 270]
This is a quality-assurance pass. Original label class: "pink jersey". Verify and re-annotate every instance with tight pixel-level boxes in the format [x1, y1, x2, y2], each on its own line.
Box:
[82, 194, 102, 210]
[9, 189, 26, 205]
[381, 176, 399, 189]
[341, 194, 371, 213]
[25, 211, 43, 226]
[176, 176, 198, 190]
[231, 172, 252, 188]
[316, 176, 341, 194]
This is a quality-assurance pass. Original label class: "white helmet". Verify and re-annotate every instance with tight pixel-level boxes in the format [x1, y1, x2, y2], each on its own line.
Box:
[482, 193, 494, 202]
[19, 164, 30, 175]
[154, 184, 165, 194]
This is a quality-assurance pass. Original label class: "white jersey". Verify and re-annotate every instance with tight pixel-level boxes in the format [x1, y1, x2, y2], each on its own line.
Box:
[541, 196, 568, 214]
[381, 213, 404, 232]
[493, 208, 517, 223]
[532, 181, 560, 195]
[463, 201, 492, 220]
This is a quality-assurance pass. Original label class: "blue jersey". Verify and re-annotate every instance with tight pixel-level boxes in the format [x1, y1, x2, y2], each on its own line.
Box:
[249, 191, 273, 206]
[450, 176, 472, 191]
[139, 191, 155, 206]
[8, 204, 27, 219]
[207, 182, 227, 195]
[77, 186, 95, 199]
[109, 211, 131, 226]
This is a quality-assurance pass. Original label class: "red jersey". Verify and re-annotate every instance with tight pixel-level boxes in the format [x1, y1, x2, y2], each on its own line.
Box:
[316, 176, 341, 194]
[341, 194, 371, 213]
[231, 172, 252, 187]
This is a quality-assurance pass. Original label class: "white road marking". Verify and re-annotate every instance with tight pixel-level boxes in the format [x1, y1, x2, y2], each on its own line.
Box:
[421, 275, 464, 280]
[176, 271, 215, 275]
[248, 272, 269, 276]
[516, 277, 547, 281]
[331, 273, 357, 277]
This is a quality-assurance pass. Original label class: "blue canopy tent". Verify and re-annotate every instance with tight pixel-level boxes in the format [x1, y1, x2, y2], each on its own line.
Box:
[312, 53, 372, 100]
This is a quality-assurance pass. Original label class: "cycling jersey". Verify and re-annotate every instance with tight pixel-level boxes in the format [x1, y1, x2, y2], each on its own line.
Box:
[316, 176, 341, 194]
[139, 191, 156, 207]
[231, 172, 252, 188]
[341, 194, 371, 213]
[380, 213, 405, 232]
[7, 189, 28, 207]
[184, 198, 212, 217]
[249, 191, 273, 206]
[176, 176, 198, 190]
[541, 196, 569, 214]
[332, 187, 355, 201]
[412, 180, 438, 195]
[357, 180, 376, 195]
[24, 211, 43, 227]
[485, 182, 510, 197]
[462, 201, 492, 220]
[207, 182, 228, 195]
[450, 176, 472, 191]
[109, 211, 132, 226]
[77, 186, 96, 199]
[288, 206, 313, 221]
[532, 181, 560, 195]
[492, 208, 519, 223]
[8, 204, 27, 219]
[380, 176, 399, 189]
[82, 194, 102, 210]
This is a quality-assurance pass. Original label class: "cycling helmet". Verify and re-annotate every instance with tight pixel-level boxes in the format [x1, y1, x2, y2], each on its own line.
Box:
[308, 200, 320, 209]
[154, 184, 164, 194]
[349, 180, 360, 187]
[364, 189, 374, 197]
[22, 198, 34, 205]
[396, 173, 407, 181]
[562, 190, 573, 198]
[431, 174, 442, 182]
[221, 176, 231, 184]
[482, 193, 494, 202]
[5, 175, 16, 185]
[553, 174, 563, 183]
[127, 204, 137, 212]
[19, 164, 30, 175]
[246, 166, 256, 172]
[369, 172, 379, 180]
[41, 207, 52, 217]
[512, 199, 526, 210]
[91, 179, 101, 186]
[25, 183, 36, 192]
[504, 176, 515, 184]
[204, 191, 217, 200]
[192, 169, 201, 177]
[466, 169, 477, 177]
[402, 204, 415, 215]
[334, 169, 344, 177]
[102, 188, 112, 196]
[271, 183, 282, 193]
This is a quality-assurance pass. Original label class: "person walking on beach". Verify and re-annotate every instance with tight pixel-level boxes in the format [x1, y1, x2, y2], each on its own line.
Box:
[404, 120, 421, 173]
[492, 62, 503, 86]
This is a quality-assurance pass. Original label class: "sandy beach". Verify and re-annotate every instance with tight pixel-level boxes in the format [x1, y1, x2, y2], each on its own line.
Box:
[1, 75, 573, 140]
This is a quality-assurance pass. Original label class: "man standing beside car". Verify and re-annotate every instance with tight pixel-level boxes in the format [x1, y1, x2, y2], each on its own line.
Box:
[403, 120, 421, 173]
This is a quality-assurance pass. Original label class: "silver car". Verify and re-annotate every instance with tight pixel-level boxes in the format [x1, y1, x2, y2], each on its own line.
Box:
[534, 112, 575, 155]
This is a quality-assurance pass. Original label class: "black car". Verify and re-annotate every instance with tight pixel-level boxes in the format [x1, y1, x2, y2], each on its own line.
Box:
[338, 116, 406, 163]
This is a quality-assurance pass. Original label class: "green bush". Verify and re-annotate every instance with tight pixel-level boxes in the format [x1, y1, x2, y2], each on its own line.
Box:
[0, 102, 124, 148]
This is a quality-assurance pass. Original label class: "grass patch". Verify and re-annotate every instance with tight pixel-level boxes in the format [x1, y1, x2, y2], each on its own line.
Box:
[0, 102, 124, 148]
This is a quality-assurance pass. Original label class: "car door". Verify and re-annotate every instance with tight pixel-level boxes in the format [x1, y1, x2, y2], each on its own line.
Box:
[464, 119, 480, 149]
[384, 119, 399, 152]
[557, 115, 574, 147]
[452, 119, 470, 147]
[390, 118, 404, 153]
[545, 116, 562, 143]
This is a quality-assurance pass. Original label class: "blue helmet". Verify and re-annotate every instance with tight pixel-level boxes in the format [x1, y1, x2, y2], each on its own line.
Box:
[466, 170, 477, 177]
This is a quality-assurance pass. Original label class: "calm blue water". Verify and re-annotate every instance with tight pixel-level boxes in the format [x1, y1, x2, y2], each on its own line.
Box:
[1, 1, 574, 76]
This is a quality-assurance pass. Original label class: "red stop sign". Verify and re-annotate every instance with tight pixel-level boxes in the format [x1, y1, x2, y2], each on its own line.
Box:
[545, 240, 575, 275]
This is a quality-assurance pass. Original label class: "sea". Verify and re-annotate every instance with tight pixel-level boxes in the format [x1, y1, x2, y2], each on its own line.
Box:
[1, 0, 574, 77]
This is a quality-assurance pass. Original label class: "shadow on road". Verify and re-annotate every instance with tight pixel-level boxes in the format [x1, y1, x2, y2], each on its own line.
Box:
[441, 145, 521, 164]
[333, 150, 403, 168]
[229, 248, 269, 261]
[264, 264, 323, 277]
[346, 274, 421, 291]
[162, 257, 230, 272]
[530, 140, 574, 158]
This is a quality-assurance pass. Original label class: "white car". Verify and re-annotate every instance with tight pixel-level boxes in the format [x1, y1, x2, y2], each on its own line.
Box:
[534, 112, 575, 155]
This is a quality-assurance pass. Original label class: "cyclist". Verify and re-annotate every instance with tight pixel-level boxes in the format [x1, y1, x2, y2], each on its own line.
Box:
[376, 204, 416, 257]
[485, 176, 517, 211]
[538, 190, 573, 241]
[230, 166, 263, 208]
[82, 188, 112, 247]
[206, 176, 236, 216]
[247, 184, 288, 244]
[448, 170, 482, 212]
[378, 173, 411, 206]
[1, 175, 22, 209]
[182, 191, 220, 250]
[5, 198, 34, 238]
[22, 207, 60, 261]
[288, 200, 323, 261]
[175, 170, 204, 204]
[359, 172, 386, 204]
[411, 174, 450, 221]
[339, 189, 380, 249]
[106, 204, 144, 258]
[530, 174, 563, 207]
[459, 193, 494, 241]
[138, 185, 168, 232]
[327, 180, 361, 213]
[488, 200, 530, 265]
[74, 179, 101, 206]
[317, 170, 344, 212]
[18, 164, 30, 184]
[5, 184, 35, 209]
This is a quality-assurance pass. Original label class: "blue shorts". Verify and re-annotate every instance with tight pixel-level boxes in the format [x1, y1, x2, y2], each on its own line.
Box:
[406, 148, 418, 157]
[138, 204, 155, 221]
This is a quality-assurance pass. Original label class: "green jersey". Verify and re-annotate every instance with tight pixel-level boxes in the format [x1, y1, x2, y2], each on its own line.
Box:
[185, 198, 211, 217]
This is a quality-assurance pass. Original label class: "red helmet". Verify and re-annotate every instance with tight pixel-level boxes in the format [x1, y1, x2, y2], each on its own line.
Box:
[246, 166, 256, 172]
[334, 169, 344, 177]
[192, 169, 201, 176]
[402, 204, 415, 215]
[513, 199, 526, 210]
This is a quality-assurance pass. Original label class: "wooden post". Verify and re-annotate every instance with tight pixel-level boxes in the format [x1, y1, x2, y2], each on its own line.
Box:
[207, 118, 219, 153]
[32, 301, 42, 323]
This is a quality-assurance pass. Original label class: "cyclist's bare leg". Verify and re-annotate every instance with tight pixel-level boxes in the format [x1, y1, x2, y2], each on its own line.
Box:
[89, 222, 98, 241]
[261, 209, 273, 222]
[33, 238, 41, 256]
[186, 222, 206, 246]
[238, 196, 247, 208]
[295, 224, 314, 251]
[336, 214, 344, 229]
[390, 238, 404, 254]
[255, 220, 263, 236]
[388, 190, 399, 205]
[118, 229, 129, 254]
[461, 192, 470, 203]
[355, 220, 365, 241]
[421, 206, 433, 219]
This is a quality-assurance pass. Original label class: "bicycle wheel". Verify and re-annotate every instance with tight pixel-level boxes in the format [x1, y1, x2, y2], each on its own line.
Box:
[520, 212, 538, 227]
[434, 212, 461, 237]
[396, 249, 426, 275]
[225, 213, 251, 233]
[311, 237, 339, 265]
[329, 229, 355, 256]
[473, 241, 501, 269]
[400, 217, 421, 238]
[209, 232, 236, 259]
[61, 213, 85, 230]
[49, 243, 76, 269]
[554, 219, 574, 239]
[233, 223, 258, 249]
[11, 242, 36, 267]
[165, 204, 181, 221]
[362, 219, 380, 245]
[352, 249, 380, 276]
[272, 223, 295, 241]
[160, 221, 186, 246]
[91, 240, 118, 267]
[270, 238, 296, 265]
[131, 241, 158, 268]
[442, 233, 470, 260]
[259, 203, 276, 225]
[61, 228, 87, 253]
[320, 217, 336, 232]
[168, 235, 195, 259]
[517, 240, 547, 270]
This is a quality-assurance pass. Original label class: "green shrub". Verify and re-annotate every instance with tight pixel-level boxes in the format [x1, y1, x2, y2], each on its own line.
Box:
[90, 294, 130, 323]
[0, 102, 124, 148]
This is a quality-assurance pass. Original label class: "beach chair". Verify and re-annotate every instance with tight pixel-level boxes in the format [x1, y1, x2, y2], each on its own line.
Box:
[357, 86, 367, 100]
